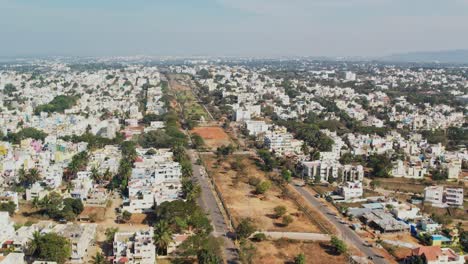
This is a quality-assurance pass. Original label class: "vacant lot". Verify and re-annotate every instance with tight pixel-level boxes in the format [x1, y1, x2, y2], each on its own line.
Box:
[376, 177, 467, 195]
[79, 206, 107, 222]
[373, 177, 432, 194]
[254, 240, 346, 264]
[192, 126, 232, 149]
[203, 154, 320, 232]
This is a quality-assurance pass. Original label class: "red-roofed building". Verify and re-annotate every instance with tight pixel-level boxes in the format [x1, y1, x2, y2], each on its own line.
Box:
[408, 246, 464, 264]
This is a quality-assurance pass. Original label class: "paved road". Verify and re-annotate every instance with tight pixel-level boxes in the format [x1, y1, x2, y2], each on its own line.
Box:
[254, 231, 330, 241]
[292, 185, 388, 264]
[189, 150, 239, 264]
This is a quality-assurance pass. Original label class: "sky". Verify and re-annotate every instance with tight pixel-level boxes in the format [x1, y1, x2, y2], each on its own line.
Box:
[0, 0, 468, 57]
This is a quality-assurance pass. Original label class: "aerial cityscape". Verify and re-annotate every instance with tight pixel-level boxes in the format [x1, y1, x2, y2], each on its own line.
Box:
[0, 1, 467, 264]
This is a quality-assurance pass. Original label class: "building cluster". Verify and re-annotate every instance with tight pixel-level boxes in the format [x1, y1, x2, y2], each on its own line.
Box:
[123, 148, 183, 213]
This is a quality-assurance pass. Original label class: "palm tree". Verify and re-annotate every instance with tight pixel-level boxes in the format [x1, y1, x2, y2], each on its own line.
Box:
[91, 167, 102, 183]
[153, 220, 174, 255]
[103, 169, 112, 182]
[32, 197, 40, 209]
[25, 231, 42, 256]
[28, 168, 41, 184]
[91, 252, 107, 264]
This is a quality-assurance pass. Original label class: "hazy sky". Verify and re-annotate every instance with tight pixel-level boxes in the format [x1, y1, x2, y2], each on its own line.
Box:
[1, 0, 468, 57]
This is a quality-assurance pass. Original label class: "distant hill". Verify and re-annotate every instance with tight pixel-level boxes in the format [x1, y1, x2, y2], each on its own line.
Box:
[382, 50, 468, 64]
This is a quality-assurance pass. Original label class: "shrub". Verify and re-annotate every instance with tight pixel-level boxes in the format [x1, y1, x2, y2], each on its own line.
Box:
[282, 215, 294, 226]
[252, 233, 267, 242]
[273, 206, 287, 218]
[248, 177, 261, 186]
[255, 180, 271, 195]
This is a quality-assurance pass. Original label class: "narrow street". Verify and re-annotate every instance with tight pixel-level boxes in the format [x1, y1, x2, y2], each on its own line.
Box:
[292, 185, 388, 264]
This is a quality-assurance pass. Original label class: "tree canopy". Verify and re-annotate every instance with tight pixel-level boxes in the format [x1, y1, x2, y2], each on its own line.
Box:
[27, 232, 71, 264]
[34, 95, 78, 115]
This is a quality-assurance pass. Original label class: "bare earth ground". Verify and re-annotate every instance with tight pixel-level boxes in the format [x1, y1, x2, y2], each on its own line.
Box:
[381, 233, 421, 245]
[254, 240, 347, 264]
[203, 154, 320, 232]
[168, 74, 191, 92]
[377, 177, 467, 195]
[192, 127, 232, 149]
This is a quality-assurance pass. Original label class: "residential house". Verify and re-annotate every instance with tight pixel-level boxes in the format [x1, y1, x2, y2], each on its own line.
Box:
[408, 246, 465, 264]
[52, 223, 97, 263]
[113, 228, 156, 264]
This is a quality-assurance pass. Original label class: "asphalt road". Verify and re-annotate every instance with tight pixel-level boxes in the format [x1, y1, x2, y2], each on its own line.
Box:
[189, 150, 239, 264]
[292, 185, 388, 264]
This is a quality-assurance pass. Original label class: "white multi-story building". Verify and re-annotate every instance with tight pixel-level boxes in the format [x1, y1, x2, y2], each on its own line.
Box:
[245, 121, 270, 136]
[0, 212, 15, 246]
[113, 228, 156, 264]
[424, 186, 464, 208]
[0, 253, 25, 264]
[301, 160, 339, 182]
[124, 150, 183, 213]
[52, 223, 97, 263]
[264, 130, 295, 155]
[26, 182, 50, 201]
[444, 187, 464, 207]
[424, 186, 444, 207]
[70, 171, 93, 201]
[342, 164, 364, 182]
[235, 108, 251, 122]
[345, 71, 356, 81]
[391, 160, 426, 179]
[339, 181, 363, 200]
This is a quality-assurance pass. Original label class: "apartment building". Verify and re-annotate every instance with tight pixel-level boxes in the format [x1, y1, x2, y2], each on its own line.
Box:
[424, 186, 464, 208]
[52, 223, 97, 263]
[339, 181, 363, 200]
[113, 228, 156, 264]
[123, 150, 182, 213]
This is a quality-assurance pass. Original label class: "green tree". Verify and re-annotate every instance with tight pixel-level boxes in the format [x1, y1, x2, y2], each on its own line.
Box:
[239, 238, 256, 264]
[255, 180, 271, 195]
[7, 127, 48, 144]
[34, 95, 78, 115]
[256, 149, 277, 171]
[197, 249, 222, 264]
[18, 167, 41, 187]
[27, 232, 71, 264]
[105, 227, 119, 243]
[331, 236, 347, 255]
[236, 218, 256, 240]
[368, 154, 392, 178]
[122, 210, 132, 222]
[154, 220, 174, 255]
[91, 252, 108, 264]
[281, 168, 292, 183]
[273, 206, 287, 219]
[460, 230, 468, 252]
[294, 253, 306, 264]
[282, 215, 294, 226]
[0, 201, 16, 215]
[191, 133, 205, 149]
[432, 168, 448, 181]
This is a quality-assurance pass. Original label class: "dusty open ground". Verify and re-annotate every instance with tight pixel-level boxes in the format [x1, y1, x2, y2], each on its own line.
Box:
[192, 127, 232, 149]
[78, 206, 107, 221]
[203, 154, 320, 232]
[254, 239, 347, 264]
[376, 177, 467, 194]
